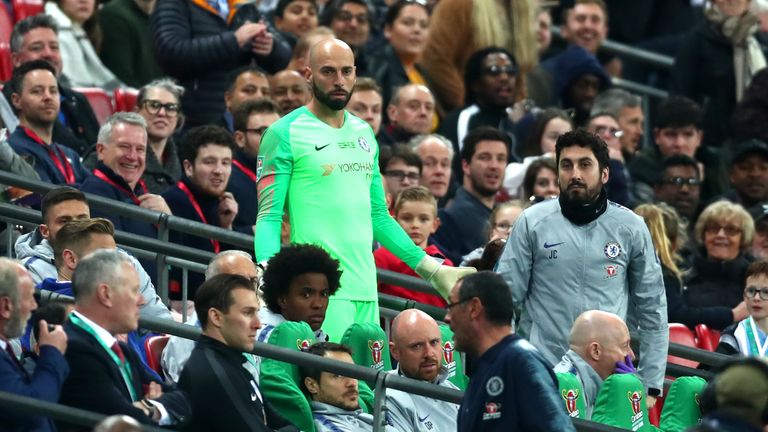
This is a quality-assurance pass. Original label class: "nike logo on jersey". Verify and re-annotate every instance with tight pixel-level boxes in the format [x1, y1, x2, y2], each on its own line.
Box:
[418, 414, 430, 422]
[315, 143, 331, 151]
[544, 241, 565, 248]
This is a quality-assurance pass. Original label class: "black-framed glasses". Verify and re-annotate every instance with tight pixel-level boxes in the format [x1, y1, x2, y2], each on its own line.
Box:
[662, 177, 701, 187]
[594, 126, 623, 139]
[745, 286, 768, 300]
[142, 100, 180, 117]
[335, 11, 368, 23]
[483, 65, 517, 77]
[245, 127, 269, 136]
[446, 297, 473, 310]
[384, 170, 420, 182]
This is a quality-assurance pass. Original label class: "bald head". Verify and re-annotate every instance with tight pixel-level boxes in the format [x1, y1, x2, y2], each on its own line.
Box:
[569, 310, 633, 379]
[306, 38, 356, 112]
[206, 251, 258, 281]
[308, 38, 354, 70]
[390, 309, 442, 381]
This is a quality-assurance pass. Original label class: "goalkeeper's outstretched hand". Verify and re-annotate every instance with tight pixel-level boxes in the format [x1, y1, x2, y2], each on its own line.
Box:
[414, 256, 477, 300]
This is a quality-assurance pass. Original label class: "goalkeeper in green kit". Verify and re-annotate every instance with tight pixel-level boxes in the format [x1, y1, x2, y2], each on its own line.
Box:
[255, 39, 474, 341]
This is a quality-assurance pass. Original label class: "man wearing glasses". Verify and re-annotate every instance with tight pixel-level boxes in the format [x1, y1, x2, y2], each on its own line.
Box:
[716, 261, 768, 357]
[229, 99, 282, 234]
[653, 155, 701, 223]
[586, 112, 633, 207]
[320, 0, 373, 74]
[381, 147, 422, 210]
[445, 271, 576, 432]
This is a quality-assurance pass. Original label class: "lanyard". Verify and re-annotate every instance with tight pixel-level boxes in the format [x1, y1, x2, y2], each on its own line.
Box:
[744, 317, 768, 357]
[21, 127, 76, 184]
[232, 159, 257, 183]
[746, 316, 768, 357]
[69, 313, 138, 401]
[177, 181, 220, 253]
[94, 169, 148, 205]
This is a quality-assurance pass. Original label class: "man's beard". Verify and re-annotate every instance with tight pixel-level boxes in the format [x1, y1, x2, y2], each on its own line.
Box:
[469, 171, 499, 198]
[5, 308, 25, 339]
[561, 179, 602, 205]
[312, 81, 351, 111]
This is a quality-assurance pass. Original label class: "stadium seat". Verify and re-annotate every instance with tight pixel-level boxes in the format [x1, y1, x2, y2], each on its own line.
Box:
[591, 373, 656, 431]
[0, 5, 12, 82]
[694, 324, 720, 352]
[438, 324, 468, 390]
[555, 372, 587, 419]
[143, 335, 170, 376]
[114, 87, 139, 112]
[648, 393, 665, 427]
[667, 323, 699, 369]
[659, 376, 706, 432]
[73, 87, 114, 125]
[341, 322, 392, 376]
[11, 0, 44, 22]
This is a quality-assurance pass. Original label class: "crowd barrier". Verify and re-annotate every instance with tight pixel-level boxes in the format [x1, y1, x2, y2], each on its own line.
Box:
[0, 391, 167, 432]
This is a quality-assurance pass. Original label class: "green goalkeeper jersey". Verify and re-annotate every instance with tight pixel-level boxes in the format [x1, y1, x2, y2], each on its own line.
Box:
[255, 107, 426, 301]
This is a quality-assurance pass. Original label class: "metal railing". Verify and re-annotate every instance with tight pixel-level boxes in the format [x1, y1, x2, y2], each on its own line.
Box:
[0, 171, 442, 302]
[550, 27, 675, 70]
[0, 391, 167, 432]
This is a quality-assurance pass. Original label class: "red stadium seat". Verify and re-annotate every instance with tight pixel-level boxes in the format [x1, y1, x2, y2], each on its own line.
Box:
[74, 87, 114, 125]
[144, 335, 170, 376]
[11, 0, 44, 22]
[114, 87, 139, 112]
[667, 323, 699, 369]
[648, 393, 665, 427]
[694, 324, 720, 352]
[0, 5, 13, 82]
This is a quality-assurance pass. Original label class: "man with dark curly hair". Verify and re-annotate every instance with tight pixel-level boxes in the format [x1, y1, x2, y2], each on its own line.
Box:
[258, 244, 342, 343]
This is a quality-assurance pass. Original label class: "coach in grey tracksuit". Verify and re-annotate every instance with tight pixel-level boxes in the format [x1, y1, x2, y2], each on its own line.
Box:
[496, 129, 668, 397]
[385, 367, 459, 432]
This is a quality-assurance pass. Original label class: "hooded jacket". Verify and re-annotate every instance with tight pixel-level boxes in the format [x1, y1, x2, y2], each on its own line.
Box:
[311, 401, 397, 432]
[541, 45, 611, 104]
[15, 228, 171, 321]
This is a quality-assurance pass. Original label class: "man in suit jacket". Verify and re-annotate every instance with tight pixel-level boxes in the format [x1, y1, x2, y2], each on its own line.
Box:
[0, 257, 69, 432]
[59, 249, 189, 430]
[178, 274, 298, 432]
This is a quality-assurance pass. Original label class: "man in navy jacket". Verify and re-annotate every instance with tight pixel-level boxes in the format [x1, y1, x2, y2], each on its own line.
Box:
[0, 258, 69, 432]
[8, 60, 89, 186]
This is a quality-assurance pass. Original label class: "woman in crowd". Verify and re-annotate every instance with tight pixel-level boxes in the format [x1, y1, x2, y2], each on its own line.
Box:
[503, 108, 572, 198]
[273, 0, 319, 47]
[46, 0, 122, 90]
[368, 0, 433, 121]
[671, 0, 766, 148]
[635, 203, 747, 330]
[685, 200, 755, 309]
[461, 200, 524, 267]
[521, 157, 558, 205]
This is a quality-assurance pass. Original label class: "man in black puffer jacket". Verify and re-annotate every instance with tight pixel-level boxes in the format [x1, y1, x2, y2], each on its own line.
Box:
[151, 0, 291, 129]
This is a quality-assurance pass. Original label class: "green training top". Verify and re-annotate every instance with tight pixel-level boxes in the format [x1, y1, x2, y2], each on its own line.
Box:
[255, 107, 426, 301]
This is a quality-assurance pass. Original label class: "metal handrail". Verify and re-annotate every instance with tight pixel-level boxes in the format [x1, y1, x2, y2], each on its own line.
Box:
[0, 391, 167, 432]
[0, 171, 442, 297]
[550, 27, 675, 70]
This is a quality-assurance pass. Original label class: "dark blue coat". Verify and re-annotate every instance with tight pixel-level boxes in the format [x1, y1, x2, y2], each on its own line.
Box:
[458, 334, 576, 432]
[227, 149, 259, 235]
[80, 162, 159, 285]
[0, 343, 69, 432]
[8, 127, 90, 185]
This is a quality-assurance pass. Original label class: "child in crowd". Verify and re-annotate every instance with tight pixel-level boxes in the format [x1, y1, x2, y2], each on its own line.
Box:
[717, 261, 768, 356]
[374, 186, 451, 307]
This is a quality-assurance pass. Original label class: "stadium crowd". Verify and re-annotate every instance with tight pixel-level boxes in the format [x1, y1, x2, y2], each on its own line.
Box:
[3, 0, 768, 430]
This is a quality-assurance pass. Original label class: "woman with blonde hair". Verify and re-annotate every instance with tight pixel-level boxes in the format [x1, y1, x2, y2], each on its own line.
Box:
[635, 203, 747, 330]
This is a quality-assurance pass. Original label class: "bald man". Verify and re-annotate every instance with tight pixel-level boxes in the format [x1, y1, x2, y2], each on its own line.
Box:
[553, 310, 635, 418]
[386, 309, 459, 432]
[256, 38, 472, 341]
[270, 69, 312, 115]
[161, 250, 260, 384]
